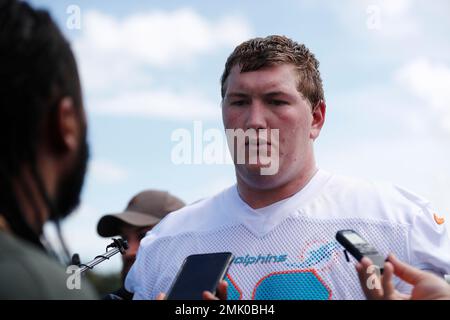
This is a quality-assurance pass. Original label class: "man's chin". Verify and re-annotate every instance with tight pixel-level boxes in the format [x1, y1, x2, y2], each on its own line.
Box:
[236, 165, 283, 188]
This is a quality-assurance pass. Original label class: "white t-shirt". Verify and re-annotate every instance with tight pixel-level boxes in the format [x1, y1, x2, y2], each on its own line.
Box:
[125, 169, 450, 300]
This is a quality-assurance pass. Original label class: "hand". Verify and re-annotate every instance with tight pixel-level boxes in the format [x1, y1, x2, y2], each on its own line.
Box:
[156, 292, 166, 300]
[356, 253, 450, 300]
[202, 280, 228, 300]
[155, 280, 228, 300]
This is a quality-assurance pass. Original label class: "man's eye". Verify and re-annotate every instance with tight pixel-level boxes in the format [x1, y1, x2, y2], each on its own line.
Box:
[269, 100, 288, 106]
[230, 100, 247, 106]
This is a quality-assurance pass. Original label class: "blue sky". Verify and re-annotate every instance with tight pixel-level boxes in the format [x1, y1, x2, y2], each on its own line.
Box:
[31, 0, 450, 273]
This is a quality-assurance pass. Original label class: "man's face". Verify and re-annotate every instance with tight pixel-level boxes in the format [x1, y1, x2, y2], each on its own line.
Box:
[222, 63, 322, 190]
[119, 224, 153, 282]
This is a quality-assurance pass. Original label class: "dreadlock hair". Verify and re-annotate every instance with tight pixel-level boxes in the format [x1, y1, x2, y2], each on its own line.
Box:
[0, 0, 83, 260]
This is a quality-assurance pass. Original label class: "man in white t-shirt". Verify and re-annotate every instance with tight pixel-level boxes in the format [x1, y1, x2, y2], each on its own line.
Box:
[125, 35, 450, 300]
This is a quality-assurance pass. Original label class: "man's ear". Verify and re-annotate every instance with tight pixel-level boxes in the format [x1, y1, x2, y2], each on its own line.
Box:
[310, 100, 326, 140]
[49, 97, 80, 153]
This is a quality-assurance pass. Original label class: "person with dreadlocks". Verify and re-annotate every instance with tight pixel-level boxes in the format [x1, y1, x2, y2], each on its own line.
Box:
[0, 0, 96, 299]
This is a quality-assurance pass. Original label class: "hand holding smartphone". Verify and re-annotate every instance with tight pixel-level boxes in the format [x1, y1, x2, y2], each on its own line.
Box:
[166, 252, 233, 300]
[336, 230, 385, 273]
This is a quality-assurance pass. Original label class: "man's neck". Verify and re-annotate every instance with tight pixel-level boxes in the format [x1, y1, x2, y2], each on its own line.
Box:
[237, 165, 318, 209]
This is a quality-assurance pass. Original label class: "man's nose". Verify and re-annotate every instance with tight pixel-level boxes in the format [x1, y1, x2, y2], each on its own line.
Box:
[245, 100, 267, 130]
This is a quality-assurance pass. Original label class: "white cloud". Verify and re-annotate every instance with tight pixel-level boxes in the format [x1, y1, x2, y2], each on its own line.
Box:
[374, 0, 418, 37]
[79, 9, 251, 67]
[90, 89, 220, 120]
[395, 58, 450, 134]
[88, 159, 129, 184]
[74, 8, 252, 93]
[327, 58, 450, 137]
[73, 8, 251, 119]
[380, 0, 411, 15]
[327, 83, 433, 137]
[328, 0, 419, 40]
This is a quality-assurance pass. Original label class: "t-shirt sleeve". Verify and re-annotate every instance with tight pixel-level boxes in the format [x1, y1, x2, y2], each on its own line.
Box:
[390, 184, 450, 276]
[125, 233, 162, 300]
[409, 203, 450, 276]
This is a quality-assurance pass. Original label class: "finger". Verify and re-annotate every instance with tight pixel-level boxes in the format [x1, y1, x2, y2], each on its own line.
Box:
[381, 261, 397, 299]
[355, 262, 370, 298]
[357, 257, 384, 300]
[202, 291, 219, 300]
[156, 292, 166, 300]
[216, 280, 228, 300]
[397, 292, 412, 300]
[388, 254, 425, 285]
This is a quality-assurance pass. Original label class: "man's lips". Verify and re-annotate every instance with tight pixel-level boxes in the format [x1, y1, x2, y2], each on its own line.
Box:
[245, 139, 271, 146]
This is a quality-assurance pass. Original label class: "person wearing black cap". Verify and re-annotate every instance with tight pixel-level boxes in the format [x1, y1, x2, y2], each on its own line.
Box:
[97, 190, 185, 298]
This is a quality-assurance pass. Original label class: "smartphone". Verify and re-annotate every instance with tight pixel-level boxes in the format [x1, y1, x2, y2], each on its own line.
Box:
[335, 230, 385, 273]
[166, 252, 233, 300]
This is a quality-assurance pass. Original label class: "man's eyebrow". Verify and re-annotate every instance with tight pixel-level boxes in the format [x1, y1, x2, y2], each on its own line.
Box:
[225, 91, 296, 99]
[224, 92, 249, 98]
[264, 91, 292, 97]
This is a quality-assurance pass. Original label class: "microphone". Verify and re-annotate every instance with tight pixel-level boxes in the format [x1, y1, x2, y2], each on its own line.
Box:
[71, 238, 128, 274]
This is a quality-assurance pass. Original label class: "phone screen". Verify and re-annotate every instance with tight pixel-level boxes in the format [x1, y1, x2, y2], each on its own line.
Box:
[166, 252, 233, 300]
[344, 232, 367, 245]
